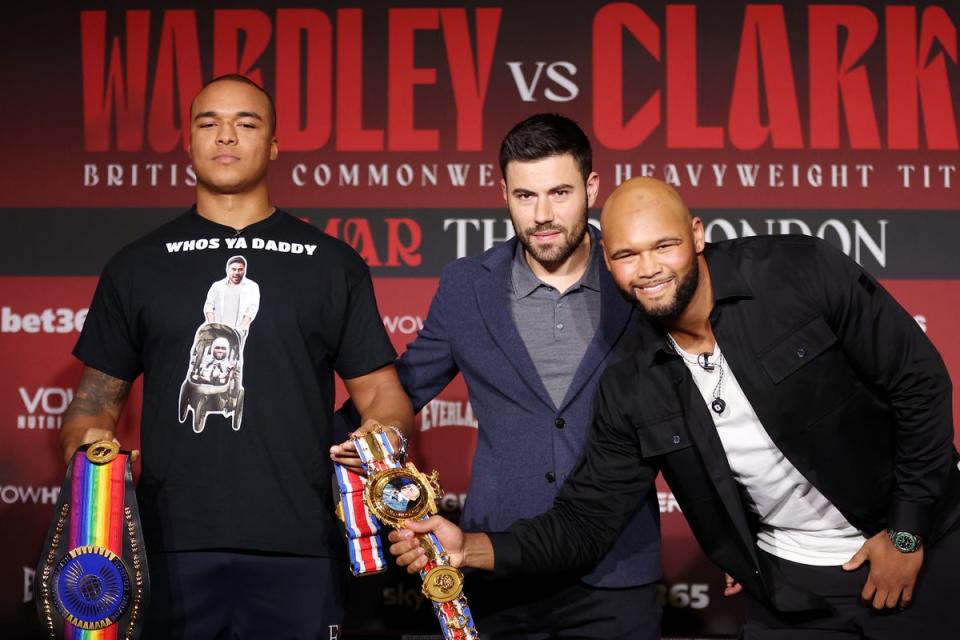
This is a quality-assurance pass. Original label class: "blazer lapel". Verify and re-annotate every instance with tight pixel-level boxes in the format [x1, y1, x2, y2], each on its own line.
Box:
[474, 242, 556, 410]
[557, 263, 633, 412]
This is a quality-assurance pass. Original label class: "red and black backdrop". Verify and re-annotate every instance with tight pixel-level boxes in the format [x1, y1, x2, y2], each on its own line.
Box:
[2, 2, 958, 637]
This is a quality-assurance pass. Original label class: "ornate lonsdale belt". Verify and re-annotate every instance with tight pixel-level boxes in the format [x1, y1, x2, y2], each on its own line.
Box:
[36, 442, 149, 640]
[336, 427, 478, 640]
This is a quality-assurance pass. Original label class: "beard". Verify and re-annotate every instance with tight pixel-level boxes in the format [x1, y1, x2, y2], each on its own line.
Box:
[622, 257, 700, 323]
[514, 203, 589, 270]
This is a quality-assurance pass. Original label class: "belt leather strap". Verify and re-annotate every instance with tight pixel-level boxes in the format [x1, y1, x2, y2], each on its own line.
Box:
[334, 463, 388, 575]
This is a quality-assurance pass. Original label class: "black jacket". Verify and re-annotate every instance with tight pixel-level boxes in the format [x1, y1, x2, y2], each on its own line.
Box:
[492, 235, 959, 613]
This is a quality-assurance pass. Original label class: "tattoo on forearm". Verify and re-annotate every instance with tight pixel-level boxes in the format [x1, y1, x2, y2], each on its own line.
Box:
[65, 368, 132, 419]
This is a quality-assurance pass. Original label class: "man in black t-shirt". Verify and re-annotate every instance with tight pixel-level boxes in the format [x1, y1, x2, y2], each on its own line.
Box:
[61, 74, 414, 639]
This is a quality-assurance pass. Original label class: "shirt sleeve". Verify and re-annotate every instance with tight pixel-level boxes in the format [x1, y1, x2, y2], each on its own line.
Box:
[73, 258, 143, 382]
[333, 254, 396, 379]
[242, 281, 260, 321]
[814, 240, 955, 537]
[203, 281, 218, 316]
[394, 263, 461, 412]
[492, 373, 658, 577]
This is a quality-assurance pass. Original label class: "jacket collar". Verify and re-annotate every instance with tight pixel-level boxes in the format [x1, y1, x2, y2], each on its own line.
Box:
[479, 235, 518, 272]
[474, 236, 555, 409]
[705, 242, 753, 304]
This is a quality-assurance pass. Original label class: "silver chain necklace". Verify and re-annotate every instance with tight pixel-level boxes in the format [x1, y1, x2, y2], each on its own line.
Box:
[666, 333, 727, 415]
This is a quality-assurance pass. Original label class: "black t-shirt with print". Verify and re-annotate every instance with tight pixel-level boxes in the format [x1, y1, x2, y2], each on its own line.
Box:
[75, 209, 395, 556]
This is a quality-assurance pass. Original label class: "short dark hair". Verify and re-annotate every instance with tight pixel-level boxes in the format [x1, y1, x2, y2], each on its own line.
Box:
[197, 74, 276, 136]
[227, 255, 247, 268]
[499, 114, 592, 181]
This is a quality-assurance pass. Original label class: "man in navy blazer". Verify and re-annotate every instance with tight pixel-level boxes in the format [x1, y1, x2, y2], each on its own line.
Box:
[336, 114, 661, 638]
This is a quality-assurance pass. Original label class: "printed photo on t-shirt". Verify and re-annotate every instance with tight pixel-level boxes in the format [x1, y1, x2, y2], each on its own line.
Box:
[177, 255, 260, 433]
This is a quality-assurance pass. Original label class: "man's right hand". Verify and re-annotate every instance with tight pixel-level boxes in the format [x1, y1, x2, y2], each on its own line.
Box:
[64, 429, 139, 464]
[388, 516, 467, 574]
[723, 573, 743, 596]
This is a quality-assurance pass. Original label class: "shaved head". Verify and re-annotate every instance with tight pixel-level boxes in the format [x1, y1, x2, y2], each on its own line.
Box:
[600, 177, 691, 231]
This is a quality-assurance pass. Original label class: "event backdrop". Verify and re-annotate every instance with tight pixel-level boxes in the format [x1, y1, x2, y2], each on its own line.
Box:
[2, 2, 958, 637]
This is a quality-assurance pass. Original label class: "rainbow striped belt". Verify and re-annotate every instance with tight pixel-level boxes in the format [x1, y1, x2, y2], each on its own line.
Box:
[37, 442, 149, 640]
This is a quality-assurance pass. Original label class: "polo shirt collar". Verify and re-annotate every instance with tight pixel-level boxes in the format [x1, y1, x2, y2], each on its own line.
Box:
[510, 225, 601, 298]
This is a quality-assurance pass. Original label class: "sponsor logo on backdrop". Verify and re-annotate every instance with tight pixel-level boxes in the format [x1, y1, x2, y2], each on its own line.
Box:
[1, 307, 87, 334]
[658, 491, 682, 514]
[656, 583, 710, 610]
[438, 492, 467, 514]
[384, 583, 428, 611]
[0, 485, 60, 505]
[17, 387, 73, 431]
[77, 5, 957, 196]
[23, 568, 34, 603]
[419, 399, 478, 431]
[383, 315, 424, 335]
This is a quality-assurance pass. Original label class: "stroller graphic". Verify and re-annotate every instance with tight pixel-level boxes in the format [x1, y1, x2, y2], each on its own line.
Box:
[178, 323, 245, 433]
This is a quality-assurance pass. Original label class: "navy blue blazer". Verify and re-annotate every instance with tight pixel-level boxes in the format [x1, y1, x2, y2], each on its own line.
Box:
[396, 227, 661, 587]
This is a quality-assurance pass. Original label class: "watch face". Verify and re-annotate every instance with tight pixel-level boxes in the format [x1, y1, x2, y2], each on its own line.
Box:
[891, 531, 920, 552]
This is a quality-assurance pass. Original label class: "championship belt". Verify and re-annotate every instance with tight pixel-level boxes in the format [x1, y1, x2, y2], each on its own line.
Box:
[334, 464, 388, 575]
[352, 428, 478, 640]
[36, 442, 149, 640]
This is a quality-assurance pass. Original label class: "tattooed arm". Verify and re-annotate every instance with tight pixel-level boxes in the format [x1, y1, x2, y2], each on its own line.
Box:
[60, 366, 133, 464]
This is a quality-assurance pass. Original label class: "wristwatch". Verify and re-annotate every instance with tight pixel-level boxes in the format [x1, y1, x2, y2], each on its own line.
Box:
[383, 424, 409, 462]
[887, 528, 922, 553]
[352, 426, 478, 640]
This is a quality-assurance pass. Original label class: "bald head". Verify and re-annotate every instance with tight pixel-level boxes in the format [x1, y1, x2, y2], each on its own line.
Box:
[600, 177, 690, 230]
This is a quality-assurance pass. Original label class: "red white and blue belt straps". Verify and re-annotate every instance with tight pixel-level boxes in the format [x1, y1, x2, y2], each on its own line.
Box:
[334, 463, 388, 576]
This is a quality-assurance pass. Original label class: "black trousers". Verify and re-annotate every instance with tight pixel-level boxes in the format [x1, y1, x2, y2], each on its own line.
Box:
[467, 574, 661, 640]
[742, 524, 960, 639]
[142, 550, 346, 640]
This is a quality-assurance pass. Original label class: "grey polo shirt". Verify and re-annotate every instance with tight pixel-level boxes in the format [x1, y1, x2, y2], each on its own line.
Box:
[509, 233, 602, 408]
